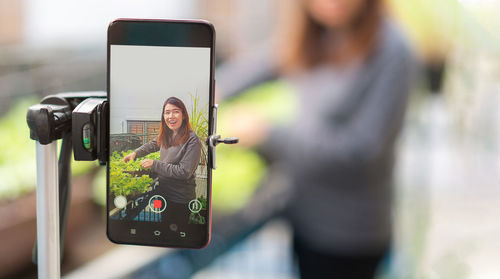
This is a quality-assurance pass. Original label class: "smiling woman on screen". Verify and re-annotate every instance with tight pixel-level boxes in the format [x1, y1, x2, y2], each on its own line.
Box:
[123, 96, 202, 225]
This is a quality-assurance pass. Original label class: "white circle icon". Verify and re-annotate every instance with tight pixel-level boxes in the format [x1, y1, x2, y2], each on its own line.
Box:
[148, 195, 167, 213]
[188, 199, 202, 213]
[114, 195, 127, 209]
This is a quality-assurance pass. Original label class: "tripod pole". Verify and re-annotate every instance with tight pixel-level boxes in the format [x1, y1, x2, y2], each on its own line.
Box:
[35, 141, 60, 279]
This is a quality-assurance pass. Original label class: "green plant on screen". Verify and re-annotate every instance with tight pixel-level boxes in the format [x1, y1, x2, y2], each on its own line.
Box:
[189, 92, 208, 170]
[109, 150, 158, 197]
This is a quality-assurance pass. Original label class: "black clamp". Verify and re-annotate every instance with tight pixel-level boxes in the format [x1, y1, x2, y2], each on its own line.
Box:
[72, 97, 108, 165]
[26, 91, 107, 265]
[207, 104, 239, 169]
[27, 91, 108, 164]
[26, 96, 73, 145]
[208, 135, 239, 146]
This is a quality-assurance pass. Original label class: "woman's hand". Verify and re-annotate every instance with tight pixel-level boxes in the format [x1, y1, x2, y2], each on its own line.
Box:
[221, 104, 270, 147]
[123, 152, 137, 162]
[140, 159, 154, 169]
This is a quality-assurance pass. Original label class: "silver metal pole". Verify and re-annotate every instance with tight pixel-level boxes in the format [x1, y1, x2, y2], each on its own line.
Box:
[36, 141, 60, 279]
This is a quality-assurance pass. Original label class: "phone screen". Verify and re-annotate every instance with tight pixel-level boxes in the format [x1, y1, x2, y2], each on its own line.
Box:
[107, 20, 213, 248]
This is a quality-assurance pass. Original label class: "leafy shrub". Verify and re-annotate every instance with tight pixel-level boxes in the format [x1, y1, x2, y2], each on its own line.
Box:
[109, 150, 158, 197]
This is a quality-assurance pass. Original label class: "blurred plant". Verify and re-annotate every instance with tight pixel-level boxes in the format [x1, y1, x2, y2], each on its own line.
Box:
[0, 97, 97, 201]
[388, 0, 461, 61]
[92, 167, 106, 207]
[220, 81, 297, 126]
[212, 81, 296, 212]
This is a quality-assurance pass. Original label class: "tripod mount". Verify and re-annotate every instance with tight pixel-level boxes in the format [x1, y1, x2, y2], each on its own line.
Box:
[27, 92, 237, 279]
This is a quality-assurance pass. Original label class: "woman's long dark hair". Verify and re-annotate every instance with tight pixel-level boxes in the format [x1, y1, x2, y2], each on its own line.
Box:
[276, 0, 383, 72]
[157, 97, 192, 148]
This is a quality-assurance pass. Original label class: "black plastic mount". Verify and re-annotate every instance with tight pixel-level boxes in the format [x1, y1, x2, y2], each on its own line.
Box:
[207, 104, 239, 169]
[72, 98, 108, 164]
[26, 96, 73, 145]
[26, 91, 108, 164]
[26, 91, 107, 265]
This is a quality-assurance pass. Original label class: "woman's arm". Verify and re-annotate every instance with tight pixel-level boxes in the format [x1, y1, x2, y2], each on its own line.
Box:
[151, 136, 201, 180]
[216, 44, 278, 100]
[134, 139, 160, 158]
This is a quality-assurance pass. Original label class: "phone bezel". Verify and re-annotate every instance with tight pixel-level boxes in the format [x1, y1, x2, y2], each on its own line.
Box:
[106, 19, 215, 249]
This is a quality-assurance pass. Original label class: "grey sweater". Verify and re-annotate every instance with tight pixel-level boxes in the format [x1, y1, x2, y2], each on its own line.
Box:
[217, 20, 417, 254]
[134, 131, 202, 203]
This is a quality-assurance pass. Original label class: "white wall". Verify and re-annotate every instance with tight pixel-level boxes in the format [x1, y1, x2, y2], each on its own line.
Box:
[109, 45, 210, 134]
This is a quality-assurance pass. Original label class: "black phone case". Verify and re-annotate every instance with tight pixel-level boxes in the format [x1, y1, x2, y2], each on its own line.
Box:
[106, 19, 215, 249]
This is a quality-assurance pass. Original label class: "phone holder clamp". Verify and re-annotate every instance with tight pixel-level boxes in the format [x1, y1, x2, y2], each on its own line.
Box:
[207, 104, 238, 169]
[26, 91, 107, 279]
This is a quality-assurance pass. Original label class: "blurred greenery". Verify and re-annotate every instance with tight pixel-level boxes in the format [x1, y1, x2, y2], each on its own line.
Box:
[389, 0, 500, 59]
[212, 80, 297, 212]
[220, 81, 297, 126]
[0, 97, 98, 202]
[388, 0, 461, 60]
[92, 166, 106, 207]
[0, 97, 39, 201]
[211, 144, 265, 212]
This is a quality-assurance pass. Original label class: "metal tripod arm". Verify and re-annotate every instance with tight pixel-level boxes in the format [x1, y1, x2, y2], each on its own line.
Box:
[27, 91, 107, 279]
[35, 141, 60, 279]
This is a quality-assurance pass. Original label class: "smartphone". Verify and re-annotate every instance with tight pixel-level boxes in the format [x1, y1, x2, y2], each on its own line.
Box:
[107, 19, 214, 248]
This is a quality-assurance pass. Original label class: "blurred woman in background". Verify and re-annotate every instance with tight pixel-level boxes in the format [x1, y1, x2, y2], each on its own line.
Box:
[217, 0, 417, 278]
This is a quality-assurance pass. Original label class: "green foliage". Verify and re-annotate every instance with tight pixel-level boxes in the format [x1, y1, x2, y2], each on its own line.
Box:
[0, 97, 39, 201]
[188, 93, 208, 170]
[387, 0, 462, 57]
[198, 195, 207, 209]
[221, 81, 297, 126]
[189, 212, 206, 225]
[92, 166, 106, 207]
[189, 93, 209, 141]
[212, 81, 295, 212]
[109, 150, 156, 197]
[212, 145, 266, 212]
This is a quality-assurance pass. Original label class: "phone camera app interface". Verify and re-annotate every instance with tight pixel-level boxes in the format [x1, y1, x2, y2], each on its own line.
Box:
[109, 45, 210, 242]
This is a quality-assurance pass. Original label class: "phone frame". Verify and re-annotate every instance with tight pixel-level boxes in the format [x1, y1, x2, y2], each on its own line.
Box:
[106, 18, 215, 249]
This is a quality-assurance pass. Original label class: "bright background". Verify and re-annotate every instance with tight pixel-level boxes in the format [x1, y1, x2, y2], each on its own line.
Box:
[0, 0, 499, 278]
[109, 45, 210, 133]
